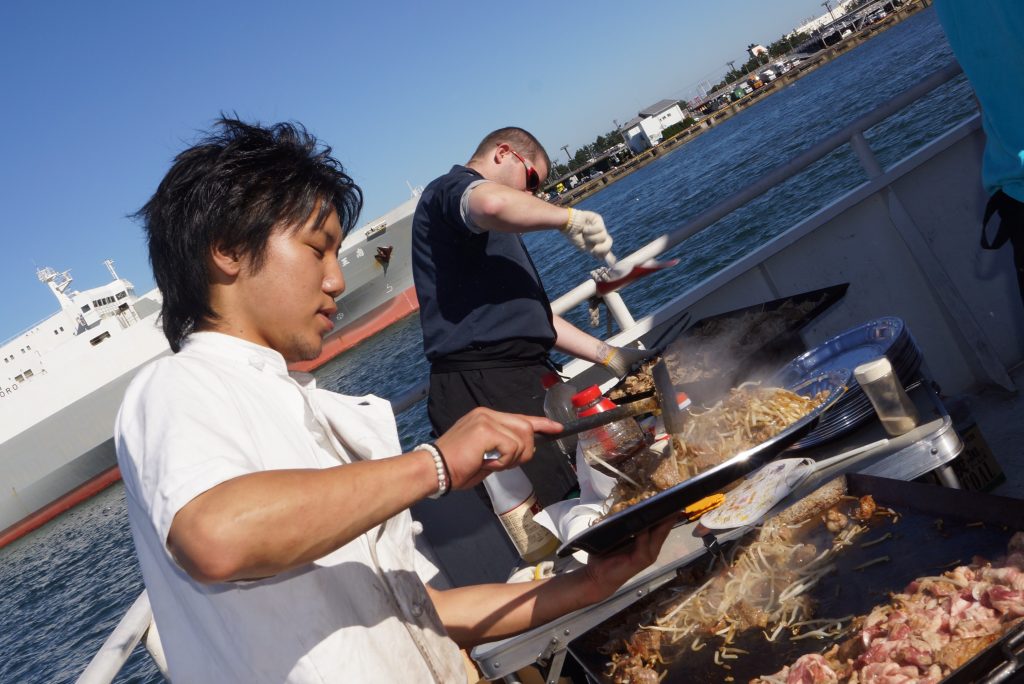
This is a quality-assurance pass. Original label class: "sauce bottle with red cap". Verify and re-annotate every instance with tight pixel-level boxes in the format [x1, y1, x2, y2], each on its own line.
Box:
[571, 385, 647, 476]
[541, 372, 578, 466]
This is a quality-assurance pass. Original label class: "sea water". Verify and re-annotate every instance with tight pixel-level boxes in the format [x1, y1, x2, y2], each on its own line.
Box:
[0, 8, 977, 681]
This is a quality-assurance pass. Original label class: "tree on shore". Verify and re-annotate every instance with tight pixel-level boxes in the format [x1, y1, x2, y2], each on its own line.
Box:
[709, 32, 810, 92]
[549, 127, 631, 178]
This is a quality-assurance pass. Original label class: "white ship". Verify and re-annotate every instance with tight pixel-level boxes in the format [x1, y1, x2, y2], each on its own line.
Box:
[0, 261, 168, 545]
[0, 202, 421, 546]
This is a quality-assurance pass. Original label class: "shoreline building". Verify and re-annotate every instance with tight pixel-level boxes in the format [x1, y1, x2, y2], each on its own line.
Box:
[620, 99, 689, 153]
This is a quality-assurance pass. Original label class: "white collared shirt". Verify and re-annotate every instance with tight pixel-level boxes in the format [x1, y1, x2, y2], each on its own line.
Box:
[115, 332, 463, 683]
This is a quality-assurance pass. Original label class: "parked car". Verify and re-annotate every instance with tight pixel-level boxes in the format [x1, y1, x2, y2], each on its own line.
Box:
[760, 68, 777, 82]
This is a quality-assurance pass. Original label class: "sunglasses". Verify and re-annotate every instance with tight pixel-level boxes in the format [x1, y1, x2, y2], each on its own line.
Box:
[509, 148, 541, 193]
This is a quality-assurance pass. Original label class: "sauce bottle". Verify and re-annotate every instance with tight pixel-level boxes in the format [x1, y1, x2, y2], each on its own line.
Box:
[482, 469, 560, 563]
[571, 385, 647, 476]
[541, 372, 579, 466]
[853, 357, 919, 436]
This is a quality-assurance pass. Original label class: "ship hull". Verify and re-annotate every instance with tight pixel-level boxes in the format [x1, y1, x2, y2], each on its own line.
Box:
[292, 196, 420, 371]
[0, 366, 145, 544]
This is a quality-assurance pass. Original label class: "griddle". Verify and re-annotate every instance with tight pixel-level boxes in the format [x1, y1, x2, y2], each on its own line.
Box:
[557, 370, 850, 557]
[568, 474, 1024, 683]
[610, 283, 849, 406]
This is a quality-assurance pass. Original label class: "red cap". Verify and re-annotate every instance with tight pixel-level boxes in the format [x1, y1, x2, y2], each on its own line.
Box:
[571, 385, 603, 408]
[540, 372, 560, 390]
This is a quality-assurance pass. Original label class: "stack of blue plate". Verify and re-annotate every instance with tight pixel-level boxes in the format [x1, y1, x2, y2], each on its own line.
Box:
[774, 317, 922, 449]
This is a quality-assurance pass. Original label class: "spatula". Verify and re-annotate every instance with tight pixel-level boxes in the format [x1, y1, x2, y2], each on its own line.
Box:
[699, 438, 889, 529]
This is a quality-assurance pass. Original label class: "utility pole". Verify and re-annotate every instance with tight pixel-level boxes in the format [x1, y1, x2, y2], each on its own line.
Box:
[822, 0, 837, 23]
[561, 145, 571, 164]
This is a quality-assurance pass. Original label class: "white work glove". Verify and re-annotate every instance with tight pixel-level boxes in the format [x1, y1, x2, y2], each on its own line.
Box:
[601, 344, 659, 378]
[561, 208, 613, 260]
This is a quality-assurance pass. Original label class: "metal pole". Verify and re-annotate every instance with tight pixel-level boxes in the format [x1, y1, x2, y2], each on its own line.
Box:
[822, 0, 837, 23]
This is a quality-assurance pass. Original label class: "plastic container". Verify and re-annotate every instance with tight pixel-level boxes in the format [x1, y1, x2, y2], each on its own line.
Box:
[541, 372, 579, 464]
[571, 385, 646, 476]
[853, 357, 919, 436]
[639, 391, 692, 439]
[482, 469, 560, 563]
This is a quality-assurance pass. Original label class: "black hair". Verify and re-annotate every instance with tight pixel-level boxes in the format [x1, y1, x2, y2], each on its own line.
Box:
[134, 116, 362, 352]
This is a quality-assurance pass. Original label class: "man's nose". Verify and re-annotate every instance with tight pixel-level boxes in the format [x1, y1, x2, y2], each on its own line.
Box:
[324, 259, 346, 297]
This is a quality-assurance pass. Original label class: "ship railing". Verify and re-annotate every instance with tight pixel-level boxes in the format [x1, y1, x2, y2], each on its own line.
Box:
[80, 60, 971, 682]
[77, 590, 168, 683]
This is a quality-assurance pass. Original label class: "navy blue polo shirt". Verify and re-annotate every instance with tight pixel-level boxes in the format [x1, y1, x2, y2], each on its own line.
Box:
[412, 165, 556, 365]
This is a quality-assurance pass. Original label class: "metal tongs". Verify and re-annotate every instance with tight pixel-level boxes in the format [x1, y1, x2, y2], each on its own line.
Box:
[651, 359, 688, 477]
[481, 395, 661, 462]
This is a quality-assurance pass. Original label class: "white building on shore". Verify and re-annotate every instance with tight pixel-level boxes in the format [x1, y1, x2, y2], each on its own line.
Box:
[620, 99, 688, 153]
[792, 0, 859, 35]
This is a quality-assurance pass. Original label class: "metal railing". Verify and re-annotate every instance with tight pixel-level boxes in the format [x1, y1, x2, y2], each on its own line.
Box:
[78, 60, 968, 682]
[77, 591, 167, 683]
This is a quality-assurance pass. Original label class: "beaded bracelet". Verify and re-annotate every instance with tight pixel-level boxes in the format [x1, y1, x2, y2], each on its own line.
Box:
[417, 443, 450, 499]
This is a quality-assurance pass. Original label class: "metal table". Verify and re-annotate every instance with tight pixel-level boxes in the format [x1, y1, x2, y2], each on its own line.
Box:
[471, 380, 963, 683]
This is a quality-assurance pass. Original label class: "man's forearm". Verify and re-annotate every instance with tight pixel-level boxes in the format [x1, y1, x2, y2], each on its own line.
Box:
[168, 453, 438, 583]
[428, 519, 672, 648]
[552, 315, 611, 364]
[427, 571, 605, 647]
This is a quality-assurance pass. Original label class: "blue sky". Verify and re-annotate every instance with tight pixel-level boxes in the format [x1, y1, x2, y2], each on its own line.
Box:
[1, 0, 833, 342]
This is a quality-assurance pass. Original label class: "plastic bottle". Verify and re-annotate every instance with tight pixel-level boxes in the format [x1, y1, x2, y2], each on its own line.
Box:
[541, 372, 579, 465]
[482, 469, 560, 563]
[853, 357, 919, 436]
[571, 385, 647, 476]
[639, 391, 692, 439]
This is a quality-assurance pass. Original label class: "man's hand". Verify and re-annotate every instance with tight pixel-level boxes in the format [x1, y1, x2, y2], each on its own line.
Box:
[561, 209, 613, 259]
[578, 517, 675, 603]
[434, 408, 562, 490]
[599, 343, 659, 378]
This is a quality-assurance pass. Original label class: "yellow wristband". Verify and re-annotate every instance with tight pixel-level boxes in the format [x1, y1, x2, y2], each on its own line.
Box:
[563, 207, 574, 231]
[599, 346, 617, 366]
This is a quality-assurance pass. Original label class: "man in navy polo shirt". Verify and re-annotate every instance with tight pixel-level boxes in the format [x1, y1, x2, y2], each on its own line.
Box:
[412, 127, 652, 507]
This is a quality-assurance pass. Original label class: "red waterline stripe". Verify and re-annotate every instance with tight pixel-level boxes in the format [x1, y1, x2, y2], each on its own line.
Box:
[289, 286, 420, 373]
[0, 465, 123, 549]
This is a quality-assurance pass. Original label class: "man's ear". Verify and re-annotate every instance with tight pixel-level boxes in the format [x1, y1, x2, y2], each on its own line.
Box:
[209, 242, 243, 278]
[494, 142, 511, 164]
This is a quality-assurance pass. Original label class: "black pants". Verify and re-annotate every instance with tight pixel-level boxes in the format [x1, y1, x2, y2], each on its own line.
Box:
[427, 363, 578, 508]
